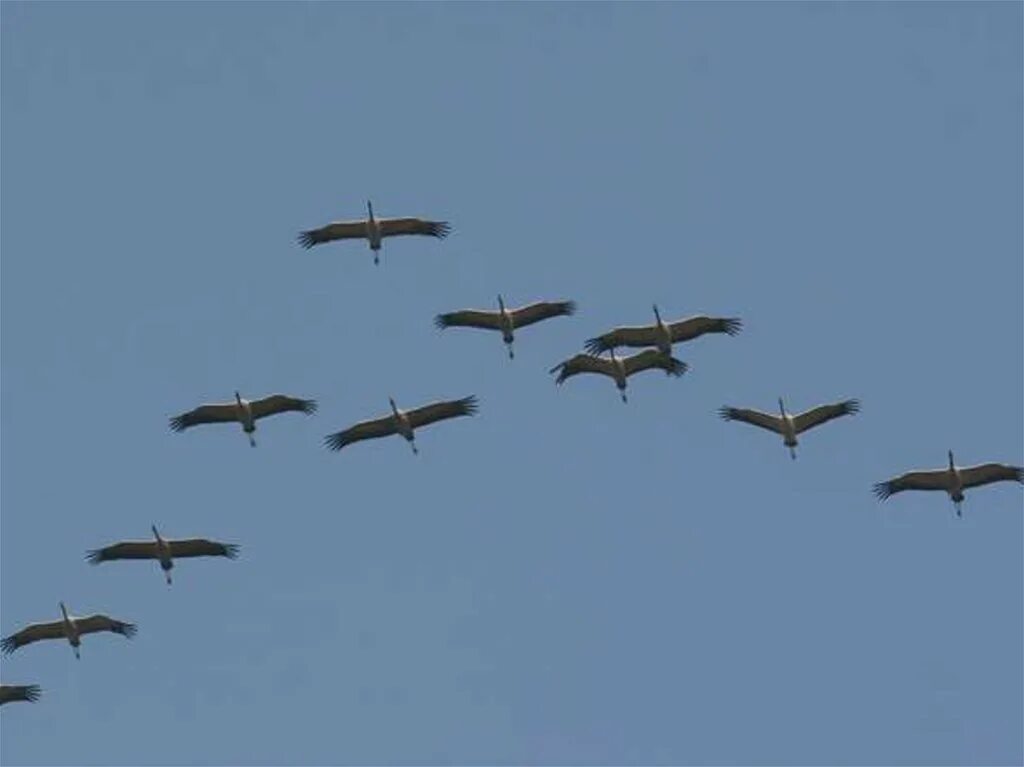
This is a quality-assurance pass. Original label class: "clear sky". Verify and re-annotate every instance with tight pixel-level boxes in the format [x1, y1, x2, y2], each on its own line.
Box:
[1, 3, 1021, 765]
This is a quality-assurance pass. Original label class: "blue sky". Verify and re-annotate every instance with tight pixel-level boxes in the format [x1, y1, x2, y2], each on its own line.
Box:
[1, 3, 1021, 765]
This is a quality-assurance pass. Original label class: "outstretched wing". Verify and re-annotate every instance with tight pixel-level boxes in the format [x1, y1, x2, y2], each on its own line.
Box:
[75, 615, 137, 639]
[668, 315, 743, 343]
[87, 541, 159, 564]
[1, 621, 66, 654]
[0, 684, 41, 705]
[379, 218, 451, 240]
[434, 310, 503, 331]
[297, 220, 366, 249]
[406, 396, 479, 429]
[549, 354, 613, 384]
[324, 415, 397, 452]
[510, 301, 576, 329]
[792, 399, 861, 435]
[169, 403, 237, 432]
[249, 395, 317, 421]
[622, 349, 688, 378]
[872, 470, 949, 501]
[958, 463, 1023, 490]
[584, 324, 659, 354]
[718, 407, 784, 434]
[168, 539, 240, 560]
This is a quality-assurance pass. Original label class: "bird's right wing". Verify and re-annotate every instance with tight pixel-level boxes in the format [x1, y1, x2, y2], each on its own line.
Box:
[249, 395, 318, 420]
[872, 470, 949, 501]
[1, 621, 66, 654]
[549, 354, 612, 384]
[169, 403, 237, 432]
[792, 400, 861, 435]
[718, 407, 784, 434]
[622, 349, 688, 377]
[434, 310, 503, 331]
[668, 315, 743, 343]
[168, 539, 240, 559]
[378, 218, 451, 239]
[86, 541, 159, 564]
[324, 415, 398, 451]
[74, 615, 137, 639]
[0, 684, 41, 705]
[297, 221, 366, 249]
[584, 325, 658, 354]
[958, 463, 1024, 490]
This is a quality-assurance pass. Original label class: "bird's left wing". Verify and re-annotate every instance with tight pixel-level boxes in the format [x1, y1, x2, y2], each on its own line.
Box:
[169, 403, 237, 432]
[168, 538, 240, 559]
[406, 396, 479, 429]
[792, 399, 861, 434]
[249, 395, 318, 421]
[86, 541, 159, 564]
[622, 349, 688, 377]
[718, 407, 784, 434]
[958, 463, 1023, 490]
[434, 310, 503, 331]
[297, 221, 366, 249]
[668, 315, 743, 343]
[74, 615, 137, 639]
[510, 301, 577, 329]
[324, 415, 397, 451]
[379, 218, 451, 239]
[872, 470, 949, 500]
[1, 621, 66, 654]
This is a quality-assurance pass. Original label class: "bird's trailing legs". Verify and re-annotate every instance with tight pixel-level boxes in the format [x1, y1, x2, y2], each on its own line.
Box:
[248, 433, 256, 448]
[789, 446, 797, 460]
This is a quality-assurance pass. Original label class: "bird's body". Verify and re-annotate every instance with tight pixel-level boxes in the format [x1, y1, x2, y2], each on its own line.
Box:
[170, 392, 316, 447]
[298, 200, 450, 265]
[2, 604, 136, 659]
[550, 348, 687, 402]
[87, 526, 239, 585]
[719, 398, 860, 459]
[585, 305, 742, 356]
[874, 452, 1022, 516]
[435, 297, 576, 359]
[325, 396, 478, 454]
[0, 684, 41, 706]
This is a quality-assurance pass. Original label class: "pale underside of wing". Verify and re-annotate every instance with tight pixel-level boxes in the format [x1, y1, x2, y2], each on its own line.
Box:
[872, 470, 949, 500]
[792, 400, 861, 434]
[74, 615, 137, 638]
[958, 463, 1024, 489]
[378, 218, 451, 239]
[434, 309, 503, 331]
[584, 325, 658, 354]
[169, 403, 237, 432]
[324, 414, 398, 451]
[249, 395, 318, 420]
[622, 349, 688, 377]
[167, 538, 240, 559]
[718, 407, 784, 434]
[550, 354, 614, 384]
[1, 621, 65, 654]
[87, 541, 160, 564]
[510, 301, 577, 329]
[406, 396, 479, 429]
[297, 220, 367, 249]
[668, 315, 743, 343]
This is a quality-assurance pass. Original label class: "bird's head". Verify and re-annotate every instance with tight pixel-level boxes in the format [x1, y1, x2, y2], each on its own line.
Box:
[151, 524, 162, 541]
[778, 397, 786, 415]
[234, 391, 242, 404]
[388, 397, 398, 413]
[367, 200, 375, 220]
[59, 602, 68, 618]
[948, 449, 955, 468]
[497, 294, 506, 312]
[652, 304, 662, 324]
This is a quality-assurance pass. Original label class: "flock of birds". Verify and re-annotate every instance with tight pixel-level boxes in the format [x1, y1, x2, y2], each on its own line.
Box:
[1, 199, 1021, 710]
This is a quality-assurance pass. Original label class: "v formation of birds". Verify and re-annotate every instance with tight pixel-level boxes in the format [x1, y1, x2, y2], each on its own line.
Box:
[1, 199, 1020, 709]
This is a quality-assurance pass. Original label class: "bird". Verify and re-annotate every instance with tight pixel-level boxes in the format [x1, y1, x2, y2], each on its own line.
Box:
[170, 392, 317, 447]
[298, 200, 451, 265]
[719, 398, 860, 459]
[550, 348, 688, 403]
[435, 296, 576, 359]
[873, 452, 1023, 517]
[87, 526, 239, 585]
[585, 305, 742, 355]
[2, 604, 136, 659]
[0, 685, 41, 706]
[325, 396, 478, 454]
